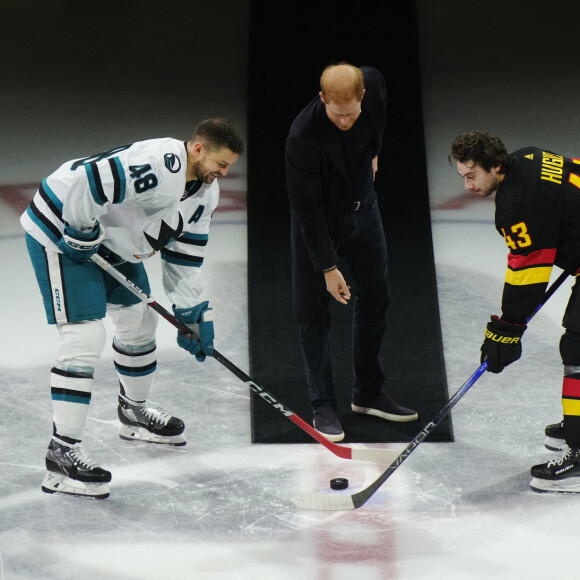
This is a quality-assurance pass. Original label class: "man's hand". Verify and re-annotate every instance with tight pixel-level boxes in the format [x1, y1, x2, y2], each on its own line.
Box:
[480, 315, 527, 373]
[325, 268, 351, 305]
[372, 155, 378, 181]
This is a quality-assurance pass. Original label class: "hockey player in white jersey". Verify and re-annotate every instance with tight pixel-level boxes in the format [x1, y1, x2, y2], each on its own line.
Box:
[20, 118, 244, 499]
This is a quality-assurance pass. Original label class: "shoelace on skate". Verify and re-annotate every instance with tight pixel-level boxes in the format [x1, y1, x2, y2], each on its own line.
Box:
[69, 443, 100, 469]
[140, 400, 171, 426]
[547, 448, 575, 468]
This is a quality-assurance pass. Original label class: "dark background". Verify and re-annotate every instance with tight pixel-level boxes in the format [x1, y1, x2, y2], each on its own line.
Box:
[247, 1, 449, 443]
[0, 0, 248, 181]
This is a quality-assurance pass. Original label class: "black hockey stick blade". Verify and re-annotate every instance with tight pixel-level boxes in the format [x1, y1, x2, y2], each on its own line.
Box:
[293, 270, 569, 510]
[293, 363, 486, 510]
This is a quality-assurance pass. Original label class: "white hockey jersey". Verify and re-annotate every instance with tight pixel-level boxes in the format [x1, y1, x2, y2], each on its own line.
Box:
[20, 137, 219, 308]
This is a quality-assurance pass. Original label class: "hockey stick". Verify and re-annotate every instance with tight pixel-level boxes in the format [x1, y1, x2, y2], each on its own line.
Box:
[90, 253, 398, 465]
[293, 270, 569, 510]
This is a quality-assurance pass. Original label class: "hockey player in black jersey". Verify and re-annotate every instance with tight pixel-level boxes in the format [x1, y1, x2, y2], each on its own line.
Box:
[450, 130, 580, 493]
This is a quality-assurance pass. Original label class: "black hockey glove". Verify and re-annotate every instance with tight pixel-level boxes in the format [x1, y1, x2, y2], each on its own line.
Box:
[480, 315, 527, 373]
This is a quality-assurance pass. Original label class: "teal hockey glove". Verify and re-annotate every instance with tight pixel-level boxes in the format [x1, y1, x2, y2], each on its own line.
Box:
[173, 302, 214, 362]
[58, 222, 105, 263]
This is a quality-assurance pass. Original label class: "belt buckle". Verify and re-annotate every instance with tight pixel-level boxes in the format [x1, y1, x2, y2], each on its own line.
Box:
[352, 201, 361, 213]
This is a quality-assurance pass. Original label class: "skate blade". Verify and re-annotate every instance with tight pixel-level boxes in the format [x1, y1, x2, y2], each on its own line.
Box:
[41, 472, 110, 499]
[530, 476, 580, 494]
[119, 424, 187, 446]
[544, 437, 567, 452]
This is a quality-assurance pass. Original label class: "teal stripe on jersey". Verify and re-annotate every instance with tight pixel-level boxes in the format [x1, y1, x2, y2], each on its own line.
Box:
[110, 157, 126, 203]
[179, 232, 208, 245]
[84, 163, 107, 205]
[42, 179, 64, 212]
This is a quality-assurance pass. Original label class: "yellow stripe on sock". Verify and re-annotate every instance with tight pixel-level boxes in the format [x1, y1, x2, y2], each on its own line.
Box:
[563, 398, 580, 416]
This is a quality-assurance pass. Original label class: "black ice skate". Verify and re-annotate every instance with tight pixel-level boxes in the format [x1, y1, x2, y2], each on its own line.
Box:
[42, 436, 111, 499]
[544, 420, 566, 452]
[530, 447, 580, 493]
[118, 390, 186, 446]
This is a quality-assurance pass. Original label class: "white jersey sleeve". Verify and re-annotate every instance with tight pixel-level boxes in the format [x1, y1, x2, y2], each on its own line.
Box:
[20, 137, 221, 309]
[161, 180, 220, 308]
[21, 138, 188, 262]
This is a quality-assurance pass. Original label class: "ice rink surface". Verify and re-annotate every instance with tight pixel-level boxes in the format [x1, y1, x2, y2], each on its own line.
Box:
[4, 2, 580, 578]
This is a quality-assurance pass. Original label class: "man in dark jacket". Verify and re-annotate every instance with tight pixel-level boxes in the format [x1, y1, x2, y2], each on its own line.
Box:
[285, 63, 418, 442]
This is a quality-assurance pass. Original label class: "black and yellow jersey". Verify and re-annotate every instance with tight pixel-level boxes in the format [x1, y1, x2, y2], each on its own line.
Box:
[496, 146, 580, 324]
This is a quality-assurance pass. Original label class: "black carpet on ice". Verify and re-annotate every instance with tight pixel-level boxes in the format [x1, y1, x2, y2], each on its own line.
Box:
[246, 1, 452, 444]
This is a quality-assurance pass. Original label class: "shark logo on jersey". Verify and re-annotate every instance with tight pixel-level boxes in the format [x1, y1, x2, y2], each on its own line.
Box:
[143, 215, 184, 251]
[164, 153, 181, 173]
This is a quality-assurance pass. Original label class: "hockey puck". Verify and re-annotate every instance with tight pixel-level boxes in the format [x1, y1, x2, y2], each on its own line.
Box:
[330, 477, 349, 490]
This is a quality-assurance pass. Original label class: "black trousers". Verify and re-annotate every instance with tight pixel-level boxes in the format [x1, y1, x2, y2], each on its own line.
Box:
[291, 199, 390, 412]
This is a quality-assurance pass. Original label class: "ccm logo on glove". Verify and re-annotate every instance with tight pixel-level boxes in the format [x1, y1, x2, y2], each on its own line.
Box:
[173, 301, 214, 362]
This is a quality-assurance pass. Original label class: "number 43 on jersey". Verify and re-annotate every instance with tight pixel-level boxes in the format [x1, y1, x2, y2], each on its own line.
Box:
[502, 221, 532, 250]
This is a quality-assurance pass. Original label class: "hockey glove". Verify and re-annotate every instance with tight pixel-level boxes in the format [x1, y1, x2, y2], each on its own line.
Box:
[173, 301, 214, 362]
[57, 222, 105, 263]
[480, 315, 527, 373]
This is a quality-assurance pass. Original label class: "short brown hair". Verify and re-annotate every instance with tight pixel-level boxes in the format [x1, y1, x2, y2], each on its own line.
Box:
[192, 118, 244, 155]
[449, 131, 511, 173]
[320, 63, 364, 104]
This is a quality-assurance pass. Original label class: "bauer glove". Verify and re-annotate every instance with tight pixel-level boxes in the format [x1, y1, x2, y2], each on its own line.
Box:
[173, 301, 214, 362]
[480, 315, 527, 373]
[57, 222, 105, 263]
